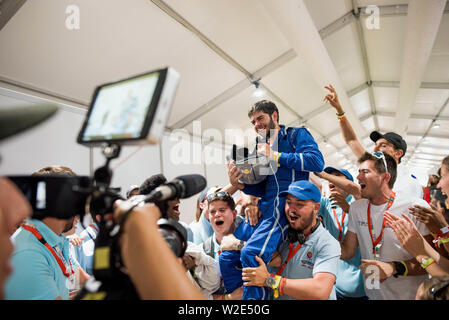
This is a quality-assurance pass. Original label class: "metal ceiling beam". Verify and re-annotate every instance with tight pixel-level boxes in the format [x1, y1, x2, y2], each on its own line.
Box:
[393, 0, 446, 135]
[408, 131, 449, 140]
[408, 143, 449, 151]
[353, 1, 379, 131]
[261, 0, 367, 139]
[0, 0, 27, 31]
[359, 1, 449, 16]
[372, 81, 449, 90]
[168, 49, 297, 129]
[406, 93, 449, 162]
[361, 111, 449, 122]
[318, 10, 356, 39]
[150, 0, 250, 78]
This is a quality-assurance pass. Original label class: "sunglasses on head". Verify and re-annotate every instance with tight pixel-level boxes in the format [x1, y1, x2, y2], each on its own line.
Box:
[207, 191, 232, 202]
[372, 152, 388, 174]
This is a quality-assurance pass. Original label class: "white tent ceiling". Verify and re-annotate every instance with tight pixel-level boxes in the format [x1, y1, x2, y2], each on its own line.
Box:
[0, 0, 448, 182]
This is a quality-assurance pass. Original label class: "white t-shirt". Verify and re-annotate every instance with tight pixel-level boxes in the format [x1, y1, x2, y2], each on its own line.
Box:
[347, 193, 430, 300]
[393, 163, 423, 200]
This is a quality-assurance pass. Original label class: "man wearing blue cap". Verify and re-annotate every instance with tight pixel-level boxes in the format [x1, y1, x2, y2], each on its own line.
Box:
[227, 100, 324, 300]
[317, 167, 367, 300]
[242, 180, 340, 300]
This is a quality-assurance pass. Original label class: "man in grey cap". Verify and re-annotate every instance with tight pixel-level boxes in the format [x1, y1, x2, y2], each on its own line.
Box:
[323, 85, 423, 199]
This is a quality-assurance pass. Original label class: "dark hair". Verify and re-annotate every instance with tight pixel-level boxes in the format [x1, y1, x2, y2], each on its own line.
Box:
[248, 100, 279, 122]
[427, 174, 440, 187]
[207, 192, 235, 211]
[139, 173, 167, 195]
[443, 155, 449, 172]
[32, 165, 76, 176]
[32, 166, 77, 220]
[358, 152, 397, 189]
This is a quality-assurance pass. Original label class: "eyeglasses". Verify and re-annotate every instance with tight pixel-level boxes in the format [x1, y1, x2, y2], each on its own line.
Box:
[207, 191, 232, 202]
[372, 152, 388, 174]
[430, 280, 449, 300]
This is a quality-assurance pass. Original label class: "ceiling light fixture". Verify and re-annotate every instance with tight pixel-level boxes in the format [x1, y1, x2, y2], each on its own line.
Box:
[252, 81, 265, 99]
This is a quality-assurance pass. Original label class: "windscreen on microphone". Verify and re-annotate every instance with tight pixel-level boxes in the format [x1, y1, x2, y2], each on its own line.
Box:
[173, 174, 207, 199]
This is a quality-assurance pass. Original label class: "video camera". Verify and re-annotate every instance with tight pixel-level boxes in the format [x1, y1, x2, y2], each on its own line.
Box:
[8, 67, 207, 299]
[227, 134, 277, 185]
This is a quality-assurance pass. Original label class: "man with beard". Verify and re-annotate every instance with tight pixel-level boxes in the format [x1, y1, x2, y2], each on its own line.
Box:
[241, 180, 340, 300]
[5, 166, 90, 300]
[227, 100, 324, 299]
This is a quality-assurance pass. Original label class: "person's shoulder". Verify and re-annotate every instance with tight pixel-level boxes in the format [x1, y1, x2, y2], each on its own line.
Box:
[349, 198, 369, 212]
[13, 227, 44, 250]
[395, 193, 429, 208]
[313, 226, 341, 254]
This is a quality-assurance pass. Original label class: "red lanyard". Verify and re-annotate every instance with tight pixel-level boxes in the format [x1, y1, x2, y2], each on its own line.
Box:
[332, 208, 346, 242]
[22, 224, 74, 278]
[367, 192, 395, 255]
[276, 232, 312, 276]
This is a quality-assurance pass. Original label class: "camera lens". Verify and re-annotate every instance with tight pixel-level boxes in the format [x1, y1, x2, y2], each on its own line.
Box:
[157, 218, 187, 258]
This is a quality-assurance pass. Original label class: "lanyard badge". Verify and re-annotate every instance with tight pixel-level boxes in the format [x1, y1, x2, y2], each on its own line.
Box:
[367, 192, 395, 260]
[374, 242, 383, 260]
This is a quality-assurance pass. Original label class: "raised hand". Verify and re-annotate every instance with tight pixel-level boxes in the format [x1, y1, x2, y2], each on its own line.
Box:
[323, 85, 343, 113]
[227, 160, 244, 190]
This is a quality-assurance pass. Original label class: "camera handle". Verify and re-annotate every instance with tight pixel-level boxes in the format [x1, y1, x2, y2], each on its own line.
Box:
[93, 143, 121, 188]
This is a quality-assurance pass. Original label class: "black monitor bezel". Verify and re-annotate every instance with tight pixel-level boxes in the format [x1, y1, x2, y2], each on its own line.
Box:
[77, 67, 168, 146]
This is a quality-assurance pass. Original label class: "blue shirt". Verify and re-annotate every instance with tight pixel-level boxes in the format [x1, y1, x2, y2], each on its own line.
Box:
[6, 219, 77, 300]
[272, 224, 341, 300]
[190, 212, 214, 245]
[242, 126, 324, 219]
[318, 196, 366, 298]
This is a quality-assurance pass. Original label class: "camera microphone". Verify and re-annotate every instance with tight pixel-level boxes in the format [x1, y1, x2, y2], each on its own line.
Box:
[144, 174, 206, 202]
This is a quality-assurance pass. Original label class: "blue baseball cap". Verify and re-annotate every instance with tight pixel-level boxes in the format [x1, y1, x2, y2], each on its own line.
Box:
[323, 167, 354, 182]
[279, 180, 321, 203]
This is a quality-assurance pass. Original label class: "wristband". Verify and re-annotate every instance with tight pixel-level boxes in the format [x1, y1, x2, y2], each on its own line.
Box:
[392, 261, 408, 277]
[273, 151, 281, 162]
[438, 226, 449, 236]
[336, 112, 346, 119]
[400, 261, 408, 276]
[434, 235, 449, 248]
[279, 277, 286, 296]
[421, 257, 435, 269]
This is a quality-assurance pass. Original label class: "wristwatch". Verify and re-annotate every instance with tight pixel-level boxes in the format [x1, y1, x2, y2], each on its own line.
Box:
[265, 274, 281, 288]
[265, 275, 277, 288]
[236, 240, 245, 251]
[392, 261, 406, 278]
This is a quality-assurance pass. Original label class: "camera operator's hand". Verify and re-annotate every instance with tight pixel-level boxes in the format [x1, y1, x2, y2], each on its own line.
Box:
[227, 161, 244, 190]
[112, 199, 159, 228]
[112, 199, 204, 300]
